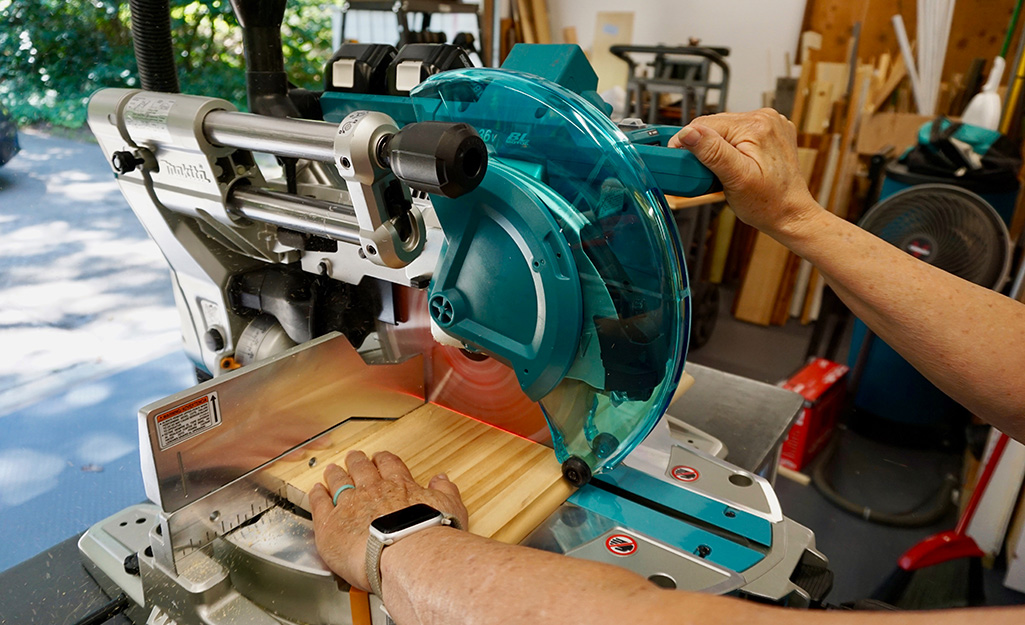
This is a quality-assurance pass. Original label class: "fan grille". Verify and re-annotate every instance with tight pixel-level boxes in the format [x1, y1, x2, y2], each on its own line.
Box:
[858, 184, 1010, 289]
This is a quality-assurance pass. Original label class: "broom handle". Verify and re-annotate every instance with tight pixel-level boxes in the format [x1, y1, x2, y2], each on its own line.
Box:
[955, 432, 1010, 535]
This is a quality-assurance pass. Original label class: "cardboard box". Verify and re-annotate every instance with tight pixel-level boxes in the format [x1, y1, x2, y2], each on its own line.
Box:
[780, 358, 849, 472]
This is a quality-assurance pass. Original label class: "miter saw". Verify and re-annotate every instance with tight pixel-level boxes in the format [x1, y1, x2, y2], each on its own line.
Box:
[76, 3, 830, 623]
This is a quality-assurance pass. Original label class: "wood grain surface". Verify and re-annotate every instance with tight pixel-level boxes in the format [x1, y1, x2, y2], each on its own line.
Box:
[278, 403, 573, 544]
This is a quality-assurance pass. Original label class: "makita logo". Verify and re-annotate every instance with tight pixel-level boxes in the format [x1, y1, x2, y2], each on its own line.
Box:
[160, 161, 211, 183]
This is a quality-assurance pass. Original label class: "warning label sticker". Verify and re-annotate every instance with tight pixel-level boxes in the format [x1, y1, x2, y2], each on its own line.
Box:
[124, 96, 174, 142]
[671, 465, 700, 482]
[605, 534, 638, 556]
[154, 392, 221, 450]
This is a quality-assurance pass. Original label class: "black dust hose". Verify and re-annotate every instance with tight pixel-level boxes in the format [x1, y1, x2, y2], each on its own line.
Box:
[129, 0, 180, 93]
[812, 433, 958, 528]
[228, 0, 299, 118]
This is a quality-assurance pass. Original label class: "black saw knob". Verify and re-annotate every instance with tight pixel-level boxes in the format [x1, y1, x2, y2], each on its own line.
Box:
[561, 456, 592, 486]
[379, 121, 487, 198]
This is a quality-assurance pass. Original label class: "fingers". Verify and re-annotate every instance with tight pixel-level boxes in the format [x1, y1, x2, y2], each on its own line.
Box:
[345, 450, 383, 487]
[324, 463, 355, 494]
[309, 482, 333, 528]
[429, 473, 460, 499]
[373, 451, 415, 483]
[670, 111, 750, 146]
[673, 123, 749, 181]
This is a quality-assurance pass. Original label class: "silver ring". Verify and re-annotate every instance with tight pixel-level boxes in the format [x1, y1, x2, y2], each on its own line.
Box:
[332, 483, 355, 505]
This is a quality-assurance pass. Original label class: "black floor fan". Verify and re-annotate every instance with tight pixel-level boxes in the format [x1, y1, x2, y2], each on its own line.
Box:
[813, 183, 1011, 528]
[846, 183, 1011, 442]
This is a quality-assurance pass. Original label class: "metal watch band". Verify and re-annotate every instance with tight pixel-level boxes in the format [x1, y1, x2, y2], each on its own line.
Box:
[365, 514, 462, 602]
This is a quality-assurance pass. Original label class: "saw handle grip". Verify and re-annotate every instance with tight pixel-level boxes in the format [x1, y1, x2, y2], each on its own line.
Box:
[379, 121, 488, 198]
[633, 142, 721, 197]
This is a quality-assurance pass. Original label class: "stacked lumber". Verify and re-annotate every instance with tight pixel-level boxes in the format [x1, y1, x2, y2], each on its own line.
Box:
[512, 0, 552, 45]
[494, 0, 552, 64]
[735, 32, 905, 326]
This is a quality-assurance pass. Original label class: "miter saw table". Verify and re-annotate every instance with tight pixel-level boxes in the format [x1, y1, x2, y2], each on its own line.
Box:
[0, 363, 809, 625]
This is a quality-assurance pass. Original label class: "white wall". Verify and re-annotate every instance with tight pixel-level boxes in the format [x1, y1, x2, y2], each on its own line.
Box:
[547, 0, 808, 112]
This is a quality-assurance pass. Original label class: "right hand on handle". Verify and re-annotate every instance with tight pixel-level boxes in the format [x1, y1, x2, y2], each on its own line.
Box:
[668, 109, 821, 240]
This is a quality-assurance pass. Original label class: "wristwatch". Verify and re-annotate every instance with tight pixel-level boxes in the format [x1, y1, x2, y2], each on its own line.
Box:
[365, 503, 462, 600]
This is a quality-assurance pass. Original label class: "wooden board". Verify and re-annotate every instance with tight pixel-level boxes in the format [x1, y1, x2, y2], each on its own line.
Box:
[733, 232, 792, 326]
[480, 0, 494, 67]
[279, 403, 573, 544]
[869, 52, 907, 112]
[799, 30, 823, 65]
[856, 112, 931, 155]
[665, 191, 726, 211]
[790, 48, 818, 128]
[827, 66, 872, 220]
[591, 11, 634, 92]
[789, 260, 814, 318]
[815, 62, 850, 101]
[530, 0, 551, 44]
[724, 222, 759, 287]
[771, 253, 801, 326]
[796, 147, 818, 182]
[706, 206, 736, 284]
[803, 81, 835, 133]
[500, 18, 518, 64]
[801, 268, 821, 324]
[515, 0, 536, 44]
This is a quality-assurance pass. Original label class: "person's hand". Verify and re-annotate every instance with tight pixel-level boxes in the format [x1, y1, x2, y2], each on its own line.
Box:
[309, 450, 468, 591]
[668, 109, 822, 239]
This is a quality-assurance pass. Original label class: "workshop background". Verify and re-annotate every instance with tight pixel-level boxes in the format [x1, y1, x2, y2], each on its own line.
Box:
[2, 0, 1025, 615]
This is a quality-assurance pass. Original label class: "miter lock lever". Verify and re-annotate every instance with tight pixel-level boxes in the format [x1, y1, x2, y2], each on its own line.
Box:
[377, 121, 488, 198]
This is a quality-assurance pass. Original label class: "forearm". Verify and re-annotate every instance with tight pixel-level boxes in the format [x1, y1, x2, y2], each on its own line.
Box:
[775, 207, 1025, 442]
[379, 526, 1024, 625]
[381, 526, 672, 625]
[381, 526, 789, 625]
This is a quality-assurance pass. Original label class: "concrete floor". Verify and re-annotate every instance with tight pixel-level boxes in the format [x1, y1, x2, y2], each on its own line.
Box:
[0, 129, 183, 416]
[0, 131, 193, 572]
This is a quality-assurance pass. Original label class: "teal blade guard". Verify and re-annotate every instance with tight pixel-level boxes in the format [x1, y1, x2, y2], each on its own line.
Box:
[411, 68, 691, 480]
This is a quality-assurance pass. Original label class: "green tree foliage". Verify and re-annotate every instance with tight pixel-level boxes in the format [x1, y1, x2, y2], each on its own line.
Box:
[0, 0, 333, 128]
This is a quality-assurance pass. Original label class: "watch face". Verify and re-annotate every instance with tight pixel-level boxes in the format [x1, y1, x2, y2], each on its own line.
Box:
[371, 503, 442, 535]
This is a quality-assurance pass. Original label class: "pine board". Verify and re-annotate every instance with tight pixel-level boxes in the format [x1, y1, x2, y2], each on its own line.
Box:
[279, 403, 573, 543]
[790, 48, 818, 128]
[771, 253, 801, 326]
[802, 82, 835, 133]
[856, 112, 931, 155]
[707, 206, 736, 284]
[530, 0, 551, 44]
[733, 233, 792, 326]
[515, 0, 536, 44]
[665, 191, 726, 211]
